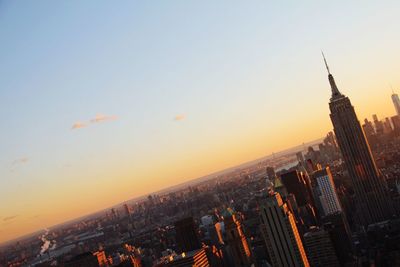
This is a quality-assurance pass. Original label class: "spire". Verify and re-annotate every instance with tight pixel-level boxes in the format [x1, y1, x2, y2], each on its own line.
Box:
[322, 51, 330, 74]
[322, 52, 342, 98]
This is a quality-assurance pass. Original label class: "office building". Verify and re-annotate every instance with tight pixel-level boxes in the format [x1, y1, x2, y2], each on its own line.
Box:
[223, 210, 252, 266]
[259, 192, 309, 267]
[323, 54, 393, 226]
[303, 227, 340, 267]
[174, 217, 201, 253]
[321, 212, 352, 265]
[310, 167, 342, 217]
[280, 170, 314, 208]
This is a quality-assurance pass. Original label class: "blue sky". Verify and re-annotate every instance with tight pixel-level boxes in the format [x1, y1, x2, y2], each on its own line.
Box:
[1, 1, 400, 242]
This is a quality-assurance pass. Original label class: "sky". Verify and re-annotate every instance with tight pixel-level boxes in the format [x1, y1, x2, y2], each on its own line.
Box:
[1, 1, 400, 244]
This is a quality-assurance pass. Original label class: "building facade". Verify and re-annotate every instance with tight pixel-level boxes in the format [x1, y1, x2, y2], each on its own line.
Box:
[259, 192, 309, 267]
[324, 55, 393, 226]
[310, 167, 342, 217]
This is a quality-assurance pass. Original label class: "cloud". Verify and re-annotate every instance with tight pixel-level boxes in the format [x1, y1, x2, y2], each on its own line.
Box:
[71, 114, 117, 130]
[174, 114, 186, 121]
[10, 157, 29, 171]
[71, 122, 87, 130]
[3, 215, 18, 222]
[12, 157, 29, 165]
[90, 114, 117, 123]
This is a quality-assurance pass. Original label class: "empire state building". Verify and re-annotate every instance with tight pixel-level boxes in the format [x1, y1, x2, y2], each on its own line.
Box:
[323, 54, 392, 226]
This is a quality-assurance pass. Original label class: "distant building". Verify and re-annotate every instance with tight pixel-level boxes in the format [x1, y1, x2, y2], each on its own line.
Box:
[373, 114, 384, 135]
[123, 203, 131, 218]
[391, 115, 400, 135]
[266, 167, 276, 180]
[259, 192, 309, 267]
[324, 54, 393, 226]
[174, 217, 201, 253]
[303, 227, 340, 267]
[310, 167, 342, 217]
[392, 92, 400, 116]
[223, 210, 252, 266]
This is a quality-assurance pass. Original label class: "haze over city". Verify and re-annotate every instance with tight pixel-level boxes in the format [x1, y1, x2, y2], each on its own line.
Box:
[1, 0, 400, 247]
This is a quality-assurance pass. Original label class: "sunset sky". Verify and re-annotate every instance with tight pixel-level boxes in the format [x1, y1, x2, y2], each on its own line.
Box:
[1, 1, 400, 243]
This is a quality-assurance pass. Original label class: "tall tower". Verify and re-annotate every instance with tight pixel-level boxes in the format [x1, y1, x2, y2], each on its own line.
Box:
[323, 53, 392, 226]
[259, 192, 310, 267]
[392, 91, 400, 116]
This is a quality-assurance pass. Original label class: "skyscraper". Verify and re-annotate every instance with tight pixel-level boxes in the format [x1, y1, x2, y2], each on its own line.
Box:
[259, 192, 309, 267]
[174, 217, 201, 253]
[223, 210, 252, 266]
[280, 170, 314, 207]
[391, 91, 400, 116]
[310, 167, 342, 217]
[323, 53, 392, 226]
[303, 227, 340, 267]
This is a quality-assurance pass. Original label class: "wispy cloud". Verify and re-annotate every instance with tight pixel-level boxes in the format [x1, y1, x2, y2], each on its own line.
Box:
[71, 122, 87, 130]
[12, 157, 29, 166]
[174, 114, 186, 121]
[10, 157, 29, 172]
[71, 114, 117, 130]
[3, 215, 18, 222]
[90, 114, 117, 123]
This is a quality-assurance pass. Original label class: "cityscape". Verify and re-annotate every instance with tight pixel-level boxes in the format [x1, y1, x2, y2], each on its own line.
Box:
[2, 57, 400, 266]
[1, 2, 400, 267]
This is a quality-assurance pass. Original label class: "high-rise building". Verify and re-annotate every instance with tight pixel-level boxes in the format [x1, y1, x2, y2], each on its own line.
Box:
[392, 92, 400, 116]
[391, 115, 400, 135]
[323, 54, 393, 226]
[174, 217, 201, 253]
[280, 170, 314, 208]
[223, 210, 252, 266]
[310, 167, 342, 217]
[321, 212, 352, 265]
[259, 192, 309, 267]
[303, 227, 340, 267]
[373, 114, 384, 135]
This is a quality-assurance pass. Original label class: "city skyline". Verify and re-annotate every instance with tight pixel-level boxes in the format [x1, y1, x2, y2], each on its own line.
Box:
[1, 1, 400, 245]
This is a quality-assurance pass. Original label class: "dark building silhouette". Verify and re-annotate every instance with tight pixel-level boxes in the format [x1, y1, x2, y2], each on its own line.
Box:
[174, 217, 201, 253]
[303, 227, 340, 267]
[63, 252, 104, 267]
[280, 170, 313, 207]
[321, 212, 352, 265]
[323, 54, 393, 226]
